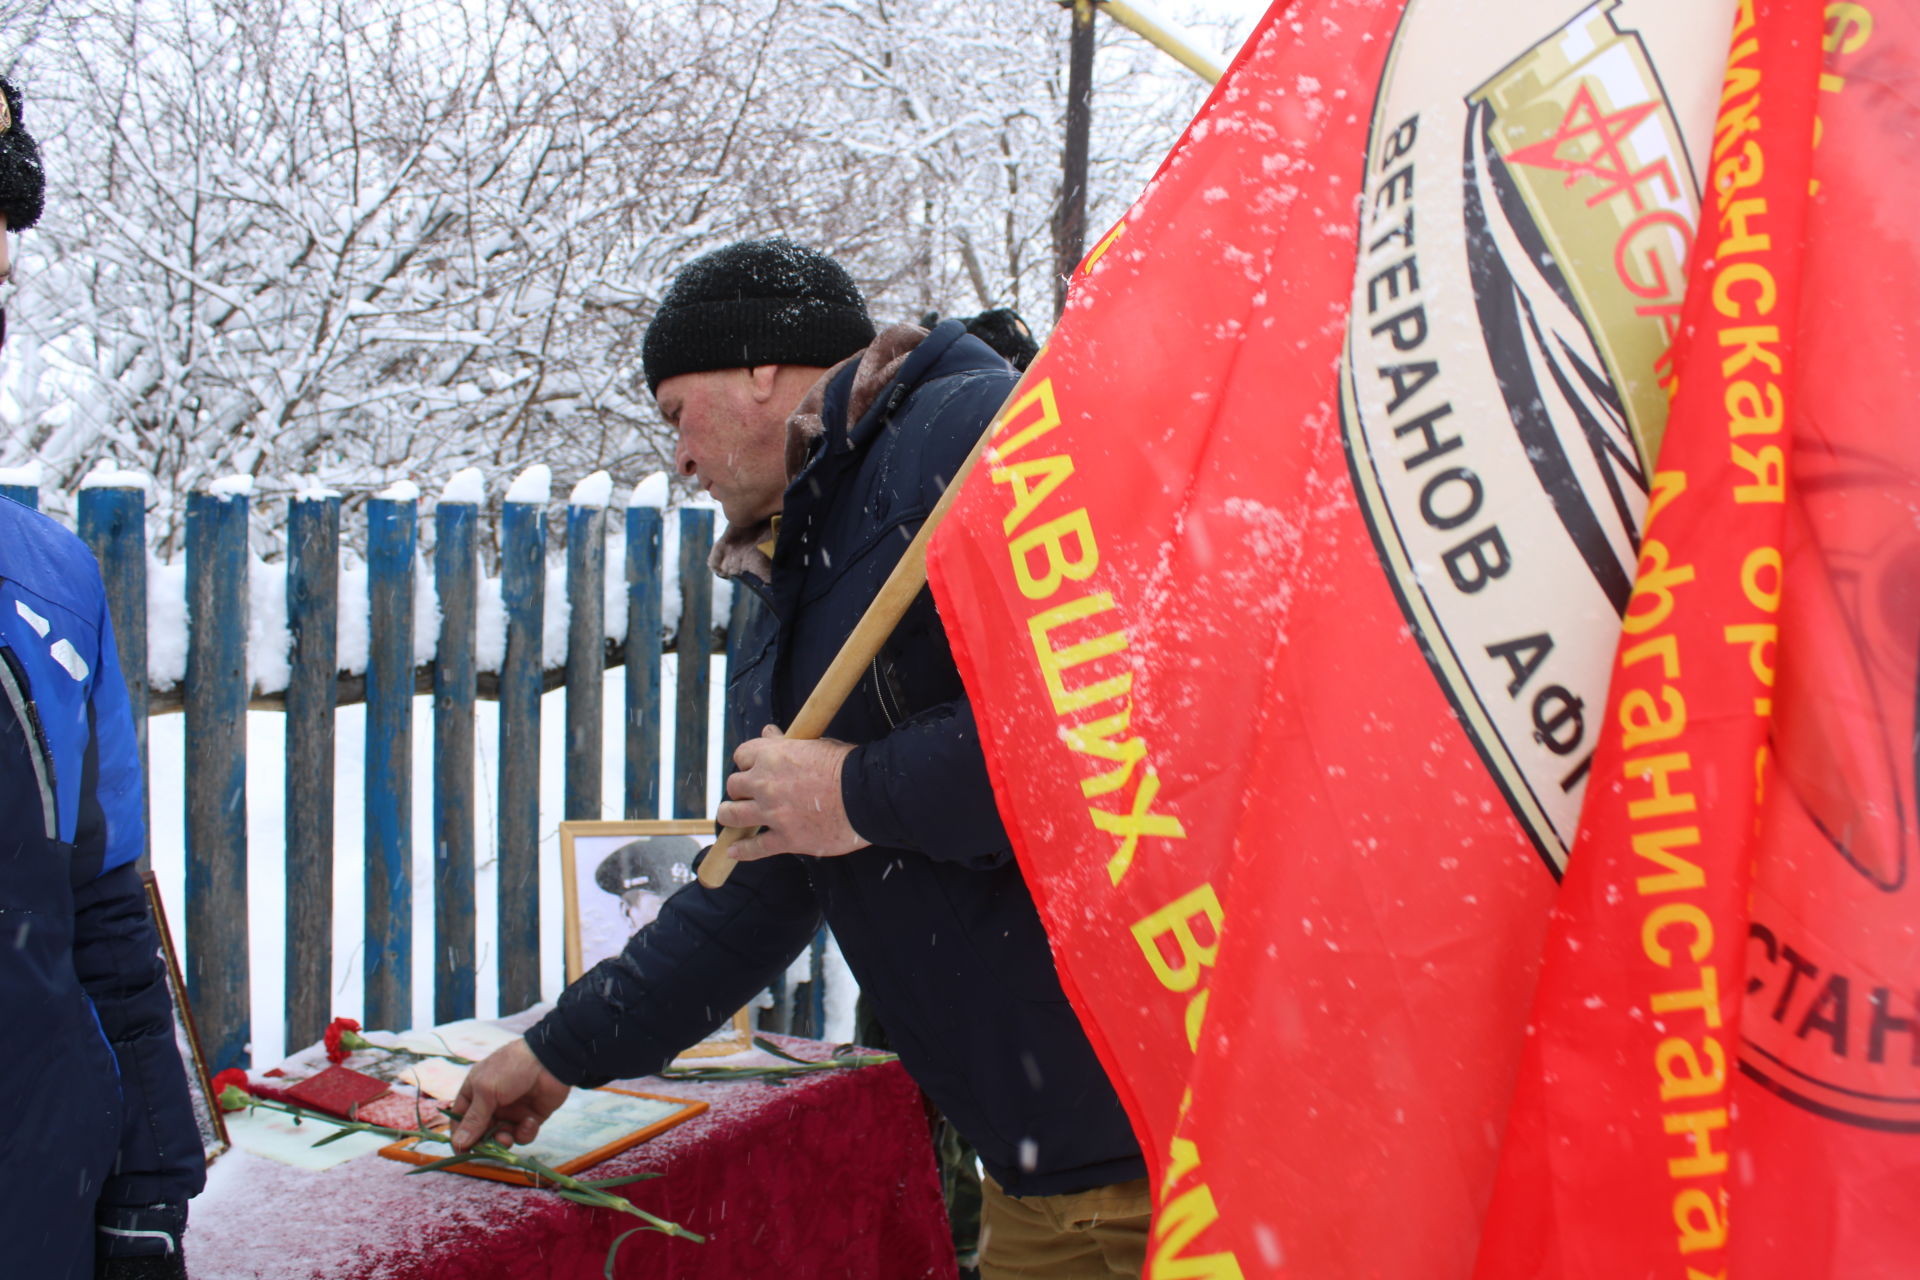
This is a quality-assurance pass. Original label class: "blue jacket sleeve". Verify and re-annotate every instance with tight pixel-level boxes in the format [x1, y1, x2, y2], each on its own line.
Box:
[524, 849, 822, 1086]
[80, 589, 146, 876]
[73, 592, 206, 1210]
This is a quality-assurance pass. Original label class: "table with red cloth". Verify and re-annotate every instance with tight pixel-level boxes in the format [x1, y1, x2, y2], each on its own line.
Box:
[188, 1035, 957, 1279]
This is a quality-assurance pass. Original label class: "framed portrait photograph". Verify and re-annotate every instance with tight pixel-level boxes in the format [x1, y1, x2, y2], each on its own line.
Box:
[140, 872, 231, 1164]
[558, 820, 752, 1058]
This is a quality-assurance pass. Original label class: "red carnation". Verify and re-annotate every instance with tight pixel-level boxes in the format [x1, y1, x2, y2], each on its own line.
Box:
[323, 1016, 371, 1064]
[212, 1068, 252, 1112]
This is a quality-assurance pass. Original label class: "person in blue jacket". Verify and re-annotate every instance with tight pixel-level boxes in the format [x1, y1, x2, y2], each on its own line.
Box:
[0, 76, 207, 1279]
[454, 239, 1151, 1277]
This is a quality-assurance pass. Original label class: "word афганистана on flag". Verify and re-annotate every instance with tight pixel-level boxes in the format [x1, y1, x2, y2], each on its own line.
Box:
[928, 0, 1920, 1275]
[1481, 3, 1920, 1278]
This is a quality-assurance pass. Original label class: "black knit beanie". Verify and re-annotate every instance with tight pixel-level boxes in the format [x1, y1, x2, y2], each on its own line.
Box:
[0, 78, 45, 232]
[642, 238, 875, 393]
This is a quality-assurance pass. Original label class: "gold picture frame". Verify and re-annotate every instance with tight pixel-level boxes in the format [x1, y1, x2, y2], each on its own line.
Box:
[558, 820, 751, 1058]
[141, 871, 231, 1164]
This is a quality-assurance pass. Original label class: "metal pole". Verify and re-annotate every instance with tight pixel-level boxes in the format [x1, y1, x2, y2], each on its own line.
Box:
[1054, 0, 1095, 320]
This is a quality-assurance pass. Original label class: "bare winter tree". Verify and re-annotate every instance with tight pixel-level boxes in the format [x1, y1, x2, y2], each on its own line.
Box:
[780, 0, 1221, 323]
[8, 0, 792, 545]
[0, 0, 1233, 548]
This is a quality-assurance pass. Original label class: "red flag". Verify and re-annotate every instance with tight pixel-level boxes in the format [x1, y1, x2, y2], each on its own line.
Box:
[1481, 2, 1920, 1276]
[928, 0, 1744, 1274]
[1733, 3, 1920, 1267]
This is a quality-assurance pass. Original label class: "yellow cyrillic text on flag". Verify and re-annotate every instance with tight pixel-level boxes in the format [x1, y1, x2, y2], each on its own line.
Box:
[1150, 1120, 1248, 1280]
[988, 375, 1190, 891]
[985, 374, 1241, 1272]
[1619, 7, 1793, 1267]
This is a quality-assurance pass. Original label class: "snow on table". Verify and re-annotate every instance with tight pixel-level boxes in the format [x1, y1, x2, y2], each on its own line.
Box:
[188, 1032, 948, 1280]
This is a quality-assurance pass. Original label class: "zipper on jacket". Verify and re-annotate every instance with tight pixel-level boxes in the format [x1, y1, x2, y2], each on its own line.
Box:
[0, 646, 57, 840]
[85, 995, 123, 1088]
[870, 655, 902, 730]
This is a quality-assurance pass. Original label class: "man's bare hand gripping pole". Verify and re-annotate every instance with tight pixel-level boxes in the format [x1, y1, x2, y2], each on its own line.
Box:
[722, 727, 870, 861]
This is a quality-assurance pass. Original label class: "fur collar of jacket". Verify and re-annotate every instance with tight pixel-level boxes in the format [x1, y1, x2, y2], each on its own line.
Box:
[708, 322, 927, 582]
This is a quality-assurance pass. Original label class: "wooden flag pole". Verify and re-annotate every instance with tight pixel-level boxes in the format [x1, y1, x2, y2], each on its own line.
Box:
[695, 364, 1041, 889]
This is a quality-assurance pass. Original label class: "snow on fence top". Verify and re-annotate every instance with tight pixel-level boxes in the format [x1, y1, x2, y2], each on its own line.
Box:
[374, 479, 421, 502]
[629, 471, 670, 509]
[80, 464, 152, 492]
[9, 465, 733, 699]
[131, 472, 729, 700]
[504, 463, 551, 504]
[568, 470, 613, 508]
[440, 467, 485, 504]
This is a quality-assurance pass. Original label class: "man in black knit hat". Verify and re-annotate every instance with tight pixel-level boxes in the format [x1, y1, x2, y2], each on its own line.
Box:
[455, 238, 1151, 1277]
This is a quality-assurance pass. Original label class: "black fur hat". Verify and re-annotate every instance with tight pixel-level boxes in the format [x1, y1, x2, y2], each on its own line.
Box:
[964, 308, 1039, 371]
[642, 238, 875, 393]
[0, 78, 45, 232]
[918, 307, 1041, 371]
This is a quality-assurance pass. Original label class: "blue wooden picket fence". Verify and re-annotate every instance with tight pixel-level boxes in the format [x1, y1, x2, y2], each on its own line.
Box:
[1, 475, 833, 1072]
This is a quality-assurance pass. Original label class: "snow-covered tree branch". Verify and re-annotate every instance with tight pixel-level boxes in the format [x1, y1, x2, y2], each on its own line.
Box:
[1, 0, 1237, 552]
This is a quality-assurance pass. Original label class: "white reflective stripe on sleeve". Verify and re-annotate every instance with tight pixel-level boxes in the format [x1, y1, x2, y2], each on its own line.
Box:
[13, 598, 49, 636]
[49, 637, 88, 681]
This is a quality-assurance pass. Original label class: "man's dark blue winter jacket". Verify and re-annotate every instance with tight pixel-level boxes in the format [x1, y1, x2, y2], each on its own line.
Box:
[0, 495, 206, 1277]
[528, 321, 1147, 1197]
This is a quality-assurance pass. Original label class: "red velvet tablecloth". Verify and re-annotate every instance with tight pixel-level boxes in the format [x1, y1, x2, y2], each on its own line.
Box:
[189, 1038, 958, 1279]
